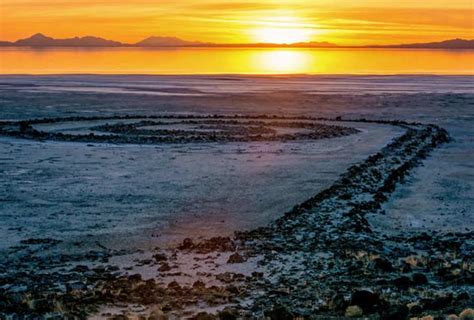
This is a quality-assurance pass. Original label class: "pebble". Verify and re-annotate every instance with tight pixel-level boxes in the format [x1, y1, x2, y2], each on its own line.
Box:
[460, 308, 474, 320]
[345, 305, 363, 317]
[227, 252, 246, 264]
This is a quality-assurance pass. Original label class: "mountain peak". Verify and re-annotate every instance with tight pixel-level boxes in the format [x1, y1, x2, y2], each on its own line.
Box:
[27, 33, 54, 41]
[393, 38, 474, 49]
[15, 33, 55, 46]
[30, 33, 49, 38]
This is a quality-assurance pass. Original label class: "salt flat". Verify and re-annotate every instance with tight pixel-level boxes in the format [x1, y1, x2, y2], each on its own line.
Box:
[1, 74, 473, 97]
[1, 75, 473, 249]
[0, 121, 401, 251]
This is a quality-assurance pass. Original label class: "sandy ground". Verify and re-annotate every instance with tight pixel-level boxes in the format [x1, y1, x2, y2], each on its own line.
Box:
[369, 105, 474, 234]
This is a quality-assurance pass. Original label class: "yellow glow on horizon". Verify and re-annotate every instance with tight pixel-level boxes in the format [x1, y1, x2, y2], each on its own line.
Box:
[253, 27, 313, 44]
[250, 15, 322, 44]
[0, 47, 473, 75]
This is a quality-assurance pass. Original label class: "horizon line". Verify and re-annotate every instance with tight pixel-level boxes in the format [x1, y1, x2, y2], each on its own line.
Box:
[1, 33, 473, 49]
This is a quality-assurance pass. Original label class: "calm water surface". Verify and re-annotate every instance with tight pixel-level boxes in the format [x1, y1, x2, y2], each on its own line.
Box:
[0, 47, 473, 75]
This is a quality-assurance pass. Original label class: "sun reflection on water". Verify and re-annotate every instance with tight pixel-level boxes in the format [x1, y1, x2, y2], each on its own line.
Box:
[253, 50, 313, 73]
[0, 47, 472, 75]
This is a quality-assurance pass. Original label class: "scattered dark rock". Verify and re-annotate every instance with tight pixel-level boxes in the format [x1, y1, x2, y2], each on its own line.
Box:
[153, 253, 168, 262]
[401, 263, 412, 273]
[456, 292, 470, 301]
[264, 304, 294, 320]
[216, 272, 238, 284]
[71, 265, 89, 272]
[128, 274, 142, 282]
[167, 281, 182, 291]
[20, 238, 62, 245]
[158, 263, 172, 272]
[407, 302, 423, 315]
[381, 305, 409, 320]
[350, 290, 381, 313]
[372, 257, 394, 272]
[218, 307, 239, 320]
[393, 276, 414, 289]
[194, 237, 236, 253]
[227, 253, 246, 264]
[412, 273, 428, 286]
[192, 280, 206, 289]
[192, 312, 217, 320]
[329, 293, 348, 311]
[423, 295, 453, 310]
[179, 238, 194, 250]
[0, 115, 360, 145]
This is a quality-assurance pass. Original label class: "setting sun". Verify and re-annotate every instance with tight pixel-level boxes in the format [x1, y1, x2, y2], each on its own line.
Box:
[253, 27, 313, 44]
[251, 15, 315, 44]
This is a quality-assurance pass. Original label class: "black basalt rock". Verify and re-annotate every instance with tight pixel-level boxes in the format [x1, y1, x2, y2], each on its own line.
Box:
[350, 290, 381, 313]
[372, 257, 394, 272]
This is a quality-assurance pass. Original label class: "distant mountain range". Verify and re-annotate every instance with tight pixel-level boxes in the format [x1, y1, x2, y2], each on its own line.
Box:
[135, 36, 209, 47]
[0, 33, 340, 48]
[9, 33, 123, 47]
[1, 33, 473, 49]
[367, 39, 474, 49]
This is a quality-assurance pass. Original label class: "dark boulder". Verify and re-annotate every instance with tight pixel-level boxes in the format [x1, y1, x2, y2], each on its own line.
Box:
[329, 292, 348, 311]
[264, 304, 294, 320]
[351, 290, 381, 313]
[178, 238, 194, 250]
[393, 276, 414, 289]
[423, 295, 453, 310]
[412, 273, 428, 286]
[381, 305, 409, 320]
[373, 257, 394, 272]
[158, 262, 172, 272]
[218, 307, 239, 320]
[153, 253, 167, 262]
[227, 253, 246, 264]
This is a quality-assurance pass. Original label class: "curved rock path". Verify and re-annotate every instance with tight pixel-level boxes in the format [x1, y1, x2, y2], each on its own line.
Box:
[0, 115, 358, 144]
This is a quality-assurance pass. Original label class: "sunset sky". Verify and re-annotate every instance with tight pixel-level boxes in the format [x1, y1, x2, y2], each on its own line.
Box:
[0, 0, 473, 45]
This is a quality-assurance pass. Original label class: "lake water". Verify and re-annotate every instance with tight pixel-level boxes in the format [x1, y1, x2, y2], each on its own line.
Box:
[0, 47, 473, 75]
